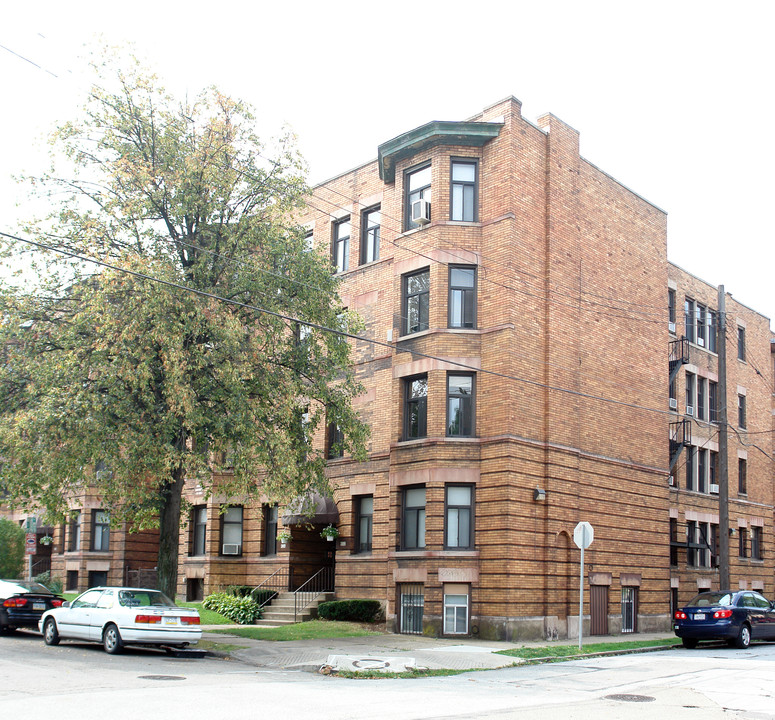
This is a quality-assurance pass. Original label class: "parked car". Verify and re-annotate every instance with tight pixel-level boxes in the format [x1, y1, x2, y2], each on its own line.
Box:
[0, 579, 65, 634]
[673, 590, 775, 648]
[39, 586, 201, 654]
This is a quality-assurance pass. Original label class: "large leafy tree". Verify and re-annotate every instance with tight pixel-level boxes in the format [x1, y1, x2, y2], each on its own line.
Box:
[0, 518, 25, 578]
[0, 58, 367, 598]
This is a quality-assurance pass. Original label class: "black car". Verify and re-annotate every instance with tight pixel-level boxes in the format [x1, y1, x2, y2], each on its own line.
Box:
[673, 590, 775, 649]
[0, 579, 65, 633]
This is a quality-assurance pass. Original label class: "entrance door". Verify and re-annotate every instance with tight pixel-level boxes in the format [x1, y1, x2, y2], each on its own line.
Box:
[621, 587, 638, 633]
[399, 584, 424, 634]
[590, 584, 609, 635]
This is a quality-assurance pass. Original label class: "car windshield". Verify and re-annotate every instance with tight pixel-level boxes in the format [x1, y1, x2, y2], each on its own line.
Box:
[687, 592, 733, 607]
[117, 590, 177, 608]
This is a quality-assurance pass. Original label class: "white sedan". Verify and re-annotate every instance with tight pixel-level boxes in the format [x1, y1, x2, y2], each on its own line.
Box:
[39, 586, 201, 654]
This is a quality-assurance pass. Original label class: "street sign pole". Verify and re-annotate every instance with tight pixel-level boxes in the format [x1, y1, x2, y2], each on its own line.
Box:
[579, 541, 584, 651]
[573, 521, 594, 652]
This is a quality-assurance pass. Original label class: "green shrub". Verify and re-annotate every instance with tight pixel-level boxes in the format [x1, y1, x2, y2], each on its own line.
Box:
[250, 588, 278, 606]
[224, 585, 253, 598]
[33, 571, 63, 594]
[202, 592, 262, 624]
[317, 599, 382, 623]
[0, 519, 24, 578]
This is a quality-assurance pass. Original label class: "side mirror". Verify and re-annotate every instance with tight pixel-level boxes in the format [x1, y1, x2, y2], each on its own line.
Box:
[63, 601, 71, 608]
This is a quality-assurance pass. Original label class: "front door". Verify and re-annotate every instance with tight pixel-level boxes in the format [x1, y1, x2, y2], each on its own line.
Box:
[590, 584, 609, 635]
[399, 584, 424, 634]
[621, 587, 638, 633]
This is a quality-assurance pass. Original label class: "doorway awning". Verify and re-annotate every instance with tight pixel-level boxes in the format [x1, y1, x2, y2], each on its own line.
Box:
[281, 492, 339, 525]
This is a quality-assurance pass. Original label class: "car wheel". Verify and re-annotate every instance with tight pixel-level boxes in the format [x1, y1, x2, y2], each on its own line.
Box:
[43, 618, 60, 646]
[681, 637, 698, 649]
[103, 623, 123, 654]
[735, 624, 751, 649]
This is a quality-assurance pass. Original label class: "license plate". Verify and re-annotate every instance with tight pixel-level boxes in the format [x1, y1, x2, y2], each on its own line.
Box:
[693, 613, 706, 620]
[164, 617, 178, 625]
[33, 602, 45, 611]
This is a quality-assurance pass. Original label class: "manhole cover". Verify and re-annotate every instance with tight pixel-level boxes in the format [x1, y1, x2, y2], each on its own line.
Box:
[138, 675, 186, 681]
[605, 694, 655, 703]
[352, 659, 391, 669]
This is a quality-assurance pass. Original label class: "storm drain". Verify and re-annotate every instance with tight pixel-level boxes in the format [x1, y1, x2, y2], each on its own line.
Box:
[138, 675, 186, 681]
[605, 694, 655, 703]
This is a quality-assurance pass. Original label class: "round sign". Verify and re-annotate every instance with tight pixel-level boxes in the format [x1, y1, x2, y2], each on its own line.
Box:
[573, 521, 594, 549]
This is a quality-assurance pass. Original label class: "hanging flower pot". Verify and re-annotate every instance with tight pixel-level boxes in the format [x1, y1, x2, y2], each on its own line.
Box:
[277, 530, 292, 549]
[320, 524, 339, 542]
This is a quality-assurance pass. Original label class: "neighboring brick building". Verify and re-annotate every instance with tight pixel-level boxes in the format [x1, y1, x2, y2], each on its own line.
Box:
[667, 266, 774, 610]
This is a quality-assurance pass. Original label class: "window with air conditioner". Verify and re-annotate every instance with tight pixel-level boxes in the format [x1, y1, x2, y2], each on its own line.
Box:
[220, 505, 243, 556]
[405, 164, 431, 231]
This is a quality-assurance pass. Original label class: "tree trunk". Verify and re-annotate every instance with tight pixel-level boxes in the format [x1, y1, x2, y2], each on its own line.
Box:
[157, 465, 185, 600]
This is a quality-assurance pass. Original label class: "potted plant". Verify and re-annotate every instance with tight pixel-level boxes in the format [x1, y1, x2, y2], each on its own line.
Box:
[277, 529, 292, 548]
[39, 535, 54, 546]
[320, 524, 339, 542]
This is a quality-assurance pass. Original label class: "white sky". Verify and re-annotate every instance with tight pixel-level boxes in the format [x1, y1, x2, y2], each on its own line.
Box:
[2, 0, 773, 324]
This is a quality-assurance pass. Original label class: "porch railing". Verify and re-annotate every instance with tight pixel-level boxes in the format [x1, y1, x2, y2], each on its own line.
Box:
[252, 567, 290, 609]
[294, 566, 335, 621]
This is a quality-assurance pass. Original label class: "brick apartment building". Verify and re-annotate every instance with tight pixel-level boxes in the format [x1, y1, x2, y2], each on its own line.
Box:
[11, 96, 773, 640]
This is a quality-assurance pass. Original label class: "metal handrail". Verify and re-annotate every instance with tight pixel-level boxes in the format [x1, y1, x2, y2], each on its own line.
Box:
[252, 567, 290, 609]
[294, 566, 334, 621]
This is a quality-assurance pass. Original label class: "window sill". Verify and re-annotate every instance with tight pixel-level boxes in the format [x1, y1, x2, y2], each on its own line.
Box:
[389, 550, 479, 559]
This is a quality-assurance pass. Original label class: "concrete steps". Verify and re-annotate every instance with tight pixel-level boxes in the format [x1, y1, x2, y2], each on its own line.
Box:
[259, 591, 335, 626]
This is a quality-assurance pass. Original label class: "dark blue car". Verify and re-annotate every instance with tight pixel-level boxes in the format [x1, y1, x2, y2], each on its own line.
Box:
[674, 590, 775, 649]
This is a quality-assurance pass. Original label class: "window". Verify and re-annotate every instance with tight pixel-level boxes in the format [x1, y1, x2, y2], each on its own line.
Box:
[402, 486, 426, 550]
[220, 506, 243, 555]
[668, 288, 676, 329]
[695, 303, 707, 347]
[91, 510, 110, 552]
[360, 206, 380, 264]
[669, 518, 679, 566]
[684, 298, 695, 343]
[708, 381, 718, 423]
[450, 159, 477, 222]
[327, 422, 344, 459]
[405, 164, 431, 231]
[403, 269, 430, 334]
[621, 587, 638, 633]
[669, 377, 677, 409]
[443, 586, 470, 635]
[685, 372, 695, 415]
[263, 504, 278, 556]
[445, 485, 474, 549]
[738, 394, 746, 429]
[447, 373, 474, 437]
[738, 458, 747, 495]
[697, 448, 707, 494]
[355, 495, 373, 553]
[68, 512, 81, 552]
[685, 446, 695, 491]
[751, 527, 763, 560]
[448, 266, 476, 328]
[707, 310, 717, 352]
[332, 217, 350, 273]
[710, 451, 718, 490]
[696, 377, 706, 420]
[191, 506, 206, 556]
[403, 375, 428, 440]
[737, 326, 746, 361]
[399, 583, 424, 634]
[739, 527, 748, 558]
[304, 230, 314, 252]
[688, 521, 713, 568]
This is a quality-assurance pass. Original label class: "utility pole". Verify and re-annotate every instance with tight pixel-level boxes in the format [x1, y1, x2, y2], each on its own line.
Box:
[717, 285, 730, 590]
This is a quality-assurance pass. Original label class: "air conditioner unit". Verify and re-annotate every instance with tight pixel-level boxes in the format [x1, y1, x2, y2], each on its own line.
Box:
[668, 475, 675, 486]
[411, 199, 431, 226]
[669, 397, 678, 410]
[697, 337, 705, 347]
[686, 405, 694, 416]
[668, 321, 676, 334]
[222, 544, 242, 555]
[710, 484, 719, 494]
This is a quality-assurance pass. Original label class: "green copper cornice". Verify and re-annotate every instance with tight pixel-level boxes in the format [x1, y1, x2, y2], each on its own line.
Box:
[378, 120, 503, 183]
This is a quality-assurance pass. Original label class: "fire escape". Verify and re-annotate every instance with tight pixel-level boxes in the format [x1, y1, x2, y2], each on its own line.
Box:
[668, 336, 691, 486]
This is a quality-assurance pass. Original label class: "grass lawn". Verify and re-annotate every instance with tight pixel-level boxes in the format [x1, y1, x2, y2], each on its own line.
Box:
[178, 602, 233, 625]
[212, 620, 382, 641]
[496, 637, 675, 660]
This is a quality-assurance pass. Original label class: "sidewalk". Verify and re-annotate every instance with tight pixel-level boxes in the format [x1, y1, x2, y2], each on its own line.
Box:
[199, 627, 678, 673]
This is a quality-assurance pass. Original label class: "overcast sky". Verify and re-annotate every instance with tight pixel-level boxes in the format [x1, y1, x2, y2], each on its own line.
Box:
[2, 0, 773, 325]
